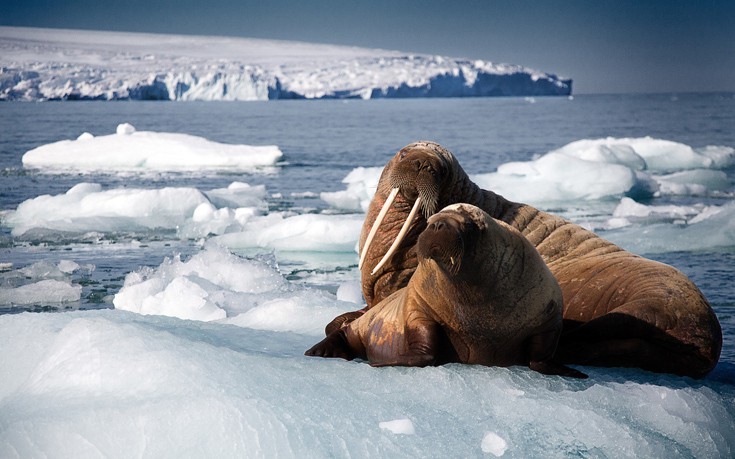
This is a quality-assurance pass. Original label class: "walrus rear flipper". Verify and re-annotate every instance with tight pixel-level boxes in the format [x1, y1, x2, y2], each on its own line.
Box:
[557, 311, 719, 378]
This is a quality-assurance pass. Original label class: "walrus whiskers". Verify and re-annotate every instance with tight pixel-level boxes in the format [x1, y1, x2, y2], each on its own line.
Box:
[358, 187, 399, 270]
[371, 195, 422, 275]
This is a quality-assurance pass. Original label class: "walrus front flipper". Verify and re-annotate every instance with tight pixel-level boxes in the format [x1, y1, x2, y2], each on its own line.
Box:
[324, 309, 365, 336]
[305, 329, 357, 361]
[369, 320, 440, 368]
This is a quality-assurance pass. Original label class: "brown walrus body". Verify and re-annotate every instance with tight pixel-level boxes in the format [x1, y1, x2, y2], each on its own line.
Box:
[308, 204, 585, 378]
[333, 141, 722, 378]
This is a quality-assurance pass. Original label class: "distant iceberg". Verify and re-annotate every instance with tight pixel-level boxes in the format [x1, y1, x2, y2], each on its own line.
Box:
[0, 27, 572, 101]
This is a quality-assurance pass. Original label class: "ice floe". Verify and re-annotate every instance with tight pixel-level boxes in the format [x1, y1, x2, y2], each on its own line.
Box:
[22, 123, 282, 172]
[0, 260, 93, 307]
[0, 309, 732, 457]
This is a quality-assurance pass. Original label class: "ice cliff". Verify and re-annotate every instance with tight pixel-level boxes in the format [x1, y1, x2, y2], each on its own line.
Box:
[0, 27, 572, 101]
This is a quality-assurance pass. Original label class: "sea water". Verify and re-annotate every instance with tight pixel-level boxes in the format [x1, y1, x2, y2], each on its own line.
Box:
[1, 94, 734, 457]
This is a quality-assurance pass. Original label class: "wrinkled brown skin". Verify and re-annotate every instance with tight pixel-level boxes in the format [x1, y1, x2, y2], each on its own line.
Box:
[331, 141, 722, 378]
[308, 204, 586, 378]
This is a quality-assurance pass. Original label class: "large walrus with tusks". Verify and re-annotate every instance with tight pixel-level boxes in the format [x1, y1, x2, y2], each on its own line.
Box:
[328, 141, 722, 378]
[308, 203, 587, 378]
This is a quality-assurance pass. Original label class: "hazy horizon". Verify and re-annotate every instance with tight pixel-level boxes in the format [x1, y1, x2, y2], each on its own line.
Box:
[3, 0, 734, 95]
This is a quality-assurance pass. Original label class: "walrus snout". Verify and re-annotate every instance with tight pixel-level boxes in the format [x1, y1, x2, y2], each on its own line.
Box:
[390, 145, 448, 218]
[418, 214, 465, 275]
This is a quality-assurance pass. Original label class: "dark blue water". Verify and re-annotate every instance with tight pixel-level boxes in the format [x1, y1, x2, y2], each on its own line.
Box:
[1, 94, 734, 372]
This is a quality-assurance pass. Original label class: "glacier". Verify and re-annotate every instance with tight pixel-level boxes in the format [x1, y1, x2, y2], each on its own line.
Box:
[0, 26, 572, 101]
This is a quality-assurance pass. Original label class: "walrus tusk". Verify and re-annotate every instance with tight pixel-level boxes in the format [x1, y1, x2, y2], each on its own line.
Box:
[359, 187, 399, 270]
[371, 195, 422, 275]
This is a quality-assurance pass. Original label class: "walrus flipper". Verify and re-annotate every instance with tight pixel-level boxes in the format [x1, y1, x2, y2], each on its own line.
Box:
[369, 320, 440, 368]
[324, 309, 365, 336]
[305, 329, 357, 361]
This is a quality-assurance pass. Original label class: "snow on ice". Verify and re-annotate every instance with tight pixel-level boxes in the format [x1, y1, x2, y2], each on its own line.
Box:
[378, 419, 416, 435]
[481, 431, 509, 456]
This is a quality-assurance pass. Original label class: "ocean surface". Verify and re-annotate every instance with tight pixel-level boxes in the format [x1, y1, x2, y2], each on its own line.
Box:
[1, 94, 734, 457]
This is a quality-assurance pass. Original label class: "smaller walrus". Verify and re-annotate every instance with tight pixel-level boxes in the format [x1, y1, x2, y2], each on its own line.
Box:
[306, 204, 586, 378]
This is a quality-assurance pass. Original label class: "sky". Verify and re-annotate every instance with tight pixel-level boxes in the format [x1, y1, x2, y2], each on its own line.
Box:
[2, 0, 734, 94]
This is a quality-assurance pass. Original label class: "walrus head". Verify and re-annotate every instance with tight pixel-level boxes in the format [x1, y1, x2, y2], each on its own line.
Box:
[417, 203, 487, 277]
[416, 204, 479, 276]
[359, 142, 460, 274]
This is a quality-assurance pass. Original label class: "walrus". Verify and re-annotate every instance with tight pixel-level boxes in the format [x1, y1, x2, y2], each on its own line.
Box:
[330, 141, 722, 378]
[307, 204, 586, 378]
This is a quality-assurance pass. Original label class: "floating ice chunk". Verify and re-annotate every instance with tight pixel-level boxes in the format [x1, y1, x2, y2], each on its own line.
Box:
[553, 137, 727, 172]
[553, 139, 647, 170]
[481, 432, 508, 456]
[321, 166, 383, 212]
[698, 145, 735, 169]
[324, 138, 730, 209]
[76, 132, 94, 140]
[181, 202, 253, 239]
[336, 281, 364, 304]
[4, 183, 210, 236]
[612, 197, 701, 221]
[0, 279, 81, 306]
[213, 212, 364, 253]
[0, 259, 93, 308]
[379, 418, 415, 435]
[57, 260, 81, 274]
[141, 275, 227, 322]
[653, 169, 730, 196]
[604, 201, 735, 253]
[473, 152, 640, 204]
[114, 245, 286, 320]
[114, 244, 354, 331]
[204, 181, 268, 209]
[116, 122, 136, 135]
[22, 126, 282, 172]
[18, 260, 69, 280]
